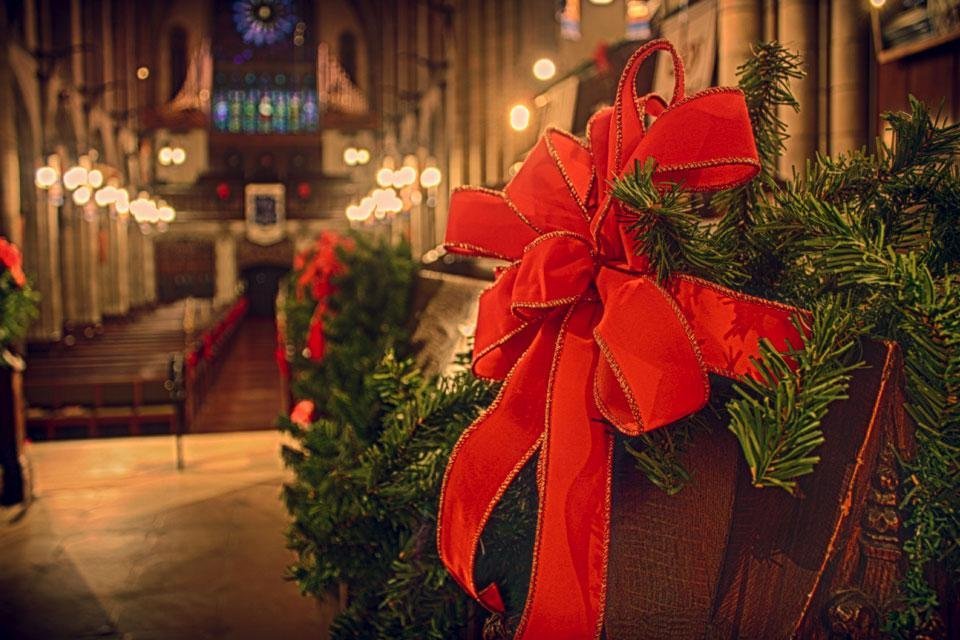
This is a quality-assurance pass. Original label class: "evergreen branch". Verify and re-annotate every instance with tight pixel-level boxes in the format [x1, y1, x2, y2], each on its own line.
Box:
[737, 41, 804, 173]
[624, 406, 716, 496]
[726, 297, 864, 493]
[0, 272, 40, 352]
[710, 42, 804, 297]
[611, 158, 745, 286]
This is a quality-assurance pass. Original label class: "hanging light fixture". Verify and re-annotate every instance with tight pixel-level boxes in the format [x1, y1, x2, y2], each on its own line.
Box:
[376, 167, 394, 187]
[115, 189, 131, 215]
[509, 104, 531, 131]
[72, 185, 92, 205]
[35, 165, 59, 189]
[130, 192, 153, 223]
[420, 166, 442, 189]
[88, 169, 104, 188]
[343, 147, 359, 166]
[94, 185, 118, 207]
[532, 58, 557, 81]
[170, 147, 186, 165]
[157, 202, 176, 223]
[62, 165, 88, 191]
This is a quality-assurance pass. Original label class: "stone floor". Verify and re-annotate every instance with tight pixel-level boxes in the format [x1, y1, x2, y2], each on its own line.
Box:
[0, 432, 334, 639]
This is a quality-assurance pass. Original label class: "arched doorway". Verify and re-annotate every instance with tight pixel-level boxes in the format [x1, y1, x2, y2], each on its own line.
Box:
[240, 264, 287, 317]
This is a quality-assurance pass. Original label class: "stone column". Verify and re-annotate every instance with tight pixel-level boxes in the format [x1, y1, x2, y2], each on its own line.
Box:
[99, 209, 132, 317]
[214, 233, 238, 306]
[128, 224, 145, 308]
[829, 1, 867, 155]
[115, 213, 130, 314]
[59, 201, 81, 326]
[77, 206, 101, 325]
[718, 0, 762, 86]
[0, 54, 20, 247]
[777, 0, 819, 176]
[25, 186, 64, 341]
[142, 232, 156, 305]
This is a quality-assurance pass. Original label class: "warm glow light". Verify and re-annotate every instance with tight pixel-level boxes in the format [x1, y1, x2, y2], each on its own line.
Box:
[171, 147, 186, 165]
[869, 0, 885, 6]
[356, 148, 370, 165]
[94, 186, 117, 207]
[532, 58, 557, 81]
[144, 200, 160, 223]
[376, 167, 394, 187]
[589, 0, 615, 4]
[35, 166, 59, 189]
[158, 147, 173, 166]
[358, 196, 375, 221]
[115, 189, 130, 214]
[136, 66, 150, 80]
[395, 166, 417, 187]
[509, 104, 531, 131]
[420, 166, 442, 188]
[88, 169, 104, 188]
[158, 203, 176, 222]
[72, 185, 91, 205]
[62, 166, 88, 190]
[130, 192, 153, 222]
[345, 204, 362, 221]
[343, 147, 359, 166]
[372, 187, 403, 215]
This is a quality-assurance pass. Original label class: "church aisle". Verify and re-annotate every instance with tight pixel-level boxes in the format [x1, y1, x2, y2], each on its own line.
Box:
[0, 432, 333, 639]
[191, 317, 284, 434]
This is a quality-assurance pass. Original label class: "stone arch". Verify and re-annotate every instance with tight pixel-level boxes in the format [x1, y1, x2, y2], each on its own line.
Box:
[87, 106, 120, 167]
[43, 64, 85, 157]
[6, 44, 42, 160]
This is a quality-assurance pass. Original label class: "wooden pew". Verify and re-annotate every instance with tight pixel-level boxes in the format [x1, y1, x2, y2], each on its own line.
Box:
[24, 297, 249, 440]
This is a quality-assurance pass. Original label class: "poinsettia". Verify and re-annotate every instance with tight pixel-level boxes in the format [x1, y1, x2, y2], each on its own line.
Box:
[0, 236, 38, 357]
[0, 236, 26, 288]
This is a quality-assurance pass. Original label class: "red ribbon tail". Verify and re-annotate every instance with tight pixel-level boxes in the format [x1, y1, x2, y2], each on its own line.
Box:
[437, 312, 565, 613]
[515, 301, 610, 640]
[307, 305, 326, 362]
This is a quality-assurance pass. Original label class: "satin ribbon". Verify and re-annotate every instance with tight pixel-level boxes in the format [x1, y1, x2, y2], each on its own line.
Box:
[295, 232, 351, 362]
[437, 39, 808, 639]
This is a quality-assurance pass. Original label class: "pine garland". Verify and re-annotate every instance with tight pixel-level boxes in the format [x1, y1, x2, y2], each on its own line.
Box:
[282, 44, 958, 636]
[0, 269, 39, 358]
[611, 44, 959, 633]
[280, 235, 534, 637]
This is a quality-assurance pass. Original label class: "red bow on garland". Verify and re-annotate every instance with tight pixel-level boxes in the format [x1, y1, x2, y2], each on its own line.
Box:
[437, 40, 807, 639]
[294, 231, 353, 362]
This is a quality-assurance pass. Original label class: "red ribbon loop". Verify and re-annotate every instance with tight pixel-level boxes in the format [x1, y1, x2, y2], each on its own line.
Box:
[438, 39, 805, 639]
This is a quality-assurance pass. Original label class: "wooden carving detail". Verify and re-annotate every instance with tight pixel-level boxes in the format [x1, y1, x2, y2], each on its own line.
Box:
[858, 445, 904, 605]
[824, 589, 879, 639]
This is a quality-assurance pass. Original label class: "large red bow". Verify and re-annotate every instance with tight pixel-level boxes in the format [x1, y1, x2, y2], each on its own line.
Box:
[437, 40, 807, 639]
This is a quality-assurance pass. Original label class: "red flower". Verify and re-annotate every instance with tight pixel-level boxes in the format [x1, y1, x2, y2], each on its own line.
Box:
[0, 237, 26, 288]
[289, 399, 315, 427]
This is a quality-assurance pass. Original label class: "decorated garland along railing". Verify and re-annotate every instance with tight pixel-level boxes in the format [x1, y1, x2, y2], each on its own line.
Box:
[279, 43, 958, 638]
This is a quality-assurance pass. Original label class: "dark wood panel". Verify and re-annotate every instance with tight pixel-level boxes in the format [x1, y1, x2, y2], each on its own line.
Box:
[155, 238, 216, 303]
[876, 40, 960, 132]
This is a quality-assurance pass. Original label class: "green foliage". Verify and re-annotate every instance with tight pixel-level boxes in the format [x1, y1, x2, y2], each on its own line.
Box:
[280, 232, 416, 439]
[612, 158, 745, 286]
[280, 233, 532, 637]
[283, 353, 534, 639]
[727, 297, 862, 493]
[0, 270, 39, 356]
[609, 42, 959, 632]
